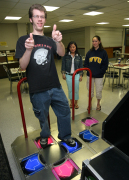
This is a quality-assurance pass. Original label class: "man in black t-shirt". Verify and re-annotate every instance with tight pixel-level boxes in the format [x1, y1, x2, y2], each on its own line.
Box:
[15, 4, 75, 148]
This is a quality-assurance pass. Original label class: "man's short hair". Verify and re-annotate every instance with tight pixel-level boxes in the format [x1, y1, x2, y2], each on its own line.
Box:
[29, 4, 47, 19]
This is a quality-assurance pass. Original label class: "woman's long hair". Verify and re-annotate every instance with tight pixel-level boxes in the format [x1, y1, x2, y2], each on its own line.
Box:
[91, 35, 104, 51]
[66, 41, 79, 55]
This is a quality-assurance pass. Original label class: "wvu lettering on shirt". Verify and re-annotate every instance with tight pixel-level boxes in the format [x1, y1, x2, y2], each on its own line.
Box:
[89, 57, 102, 64]
[34, 44, 52, 50]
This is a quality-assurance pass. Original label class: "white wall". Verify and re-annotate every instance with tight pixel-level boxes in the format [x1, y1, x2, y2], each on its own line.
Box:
[61, 27, 124, 49]
[45, 27, 86, 56]
[17, 23, 27, 38]
[62, 27, 85, 56]
[0, 23, 19, 50]
[61, 27, 85, 48]
[29, 23, 33, 34]
[0, 23, 124, 54]
[45, 26, 124, 56]
[95, 27, 123, 47]
[85, 26, 95, 55]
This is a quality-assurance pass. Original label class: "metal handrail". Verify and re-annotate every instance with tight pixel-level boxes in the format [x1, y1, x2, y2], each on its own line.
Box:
[72, 68, 92, 120]
[17, 77, 28, 138]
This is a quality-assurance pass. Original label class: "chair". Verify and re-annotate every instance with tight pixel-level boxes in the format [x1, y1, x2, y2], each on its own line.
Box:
[122, 59, 129, 88]
[3, 65, 20, 94]
[103, 63, 119, 91]
[103, 63, 118, 85]
[17, 67, 26, 78]
[122, 72, 129, 89]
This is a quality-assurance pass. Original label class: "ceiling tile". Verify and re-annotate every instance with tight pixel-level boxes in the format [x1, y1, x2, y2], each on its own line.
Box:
[0, 0, 128, 32]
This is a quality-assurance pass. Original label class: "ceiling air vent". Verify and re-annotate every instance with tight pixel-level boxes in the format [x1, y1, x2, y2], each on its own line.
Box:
[65, 14, 75, 17]
[81, 5, 105, 11]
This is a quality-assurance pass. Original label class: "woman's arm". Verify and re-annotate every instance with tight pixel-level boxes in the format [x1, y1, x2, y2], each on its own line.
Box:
[84, 53, 89, 68]
[79, 56, 83, 76]
[61, 55, 66, 74]
[100, 50, 109, 75]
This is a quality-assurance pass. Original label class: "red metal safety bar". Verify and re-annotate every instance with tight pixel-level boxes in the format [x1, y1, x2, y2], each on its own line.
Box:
[17, 77, 28, 138]
[17, 77, 50, 138]
[72, 68, 92, 120]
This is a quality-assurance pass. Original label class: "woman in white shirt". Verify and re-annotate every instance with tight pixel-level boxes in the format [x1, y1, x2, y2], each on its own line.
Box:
[61, 41, 83, 109]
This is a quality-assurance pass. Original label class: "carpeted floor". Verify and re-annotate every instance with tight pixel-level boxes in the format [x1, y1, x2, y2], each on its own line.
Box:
[0, 134, 14, 180]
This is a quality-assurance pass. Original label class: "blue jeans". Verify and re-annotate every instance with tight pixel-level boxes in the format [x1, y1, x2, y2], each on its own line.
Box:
[30, 87, 71, 140]
[66, 74, 80, 100]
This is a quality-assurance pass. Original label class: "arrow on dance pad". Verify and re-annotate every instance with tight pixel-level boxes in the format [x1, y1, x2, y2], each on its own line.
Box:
[25, 158, 41, 171]
[54, 162, 74, 177]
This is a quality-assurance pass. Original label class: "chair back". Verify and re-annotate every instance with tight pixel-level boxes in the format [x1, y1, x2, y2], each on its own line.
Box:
[108, 63, 118, 77]
[126, 59, 129, 63]
[3, 65, 11, 81]
[17, 67, 26, 79]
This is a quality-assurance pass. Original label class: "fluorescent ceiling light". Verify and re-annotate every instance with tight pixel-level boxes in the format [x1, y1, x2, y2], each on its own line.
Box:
[44, 26, 51, 28]
[124, 18, 129, 20]
[59, 19, 74, 22]
[83, 11, 104, 16]
[44, 6, 59, 12]
[96, 22, 109, 24]
[5, 16, 21, 20]
[122, 24, 129, 26]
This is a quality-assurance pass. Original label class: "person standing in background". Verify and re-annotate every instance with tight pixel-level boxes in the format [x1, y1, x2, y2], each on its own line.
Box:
[15, 4, 76, 148]
[84, 35, 108, 111]
[61, 41, 83, 109]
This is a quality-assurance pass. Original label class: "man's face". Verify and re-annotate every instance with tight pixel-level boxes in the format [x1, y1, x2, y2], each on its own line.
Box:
[30, 9, 46, 32]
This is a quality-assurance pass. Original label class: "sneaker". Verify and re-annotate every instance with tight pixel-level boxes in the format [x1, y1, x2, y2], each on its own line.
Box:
[63, 138, 76, 147]
[40, 138, 48, 148]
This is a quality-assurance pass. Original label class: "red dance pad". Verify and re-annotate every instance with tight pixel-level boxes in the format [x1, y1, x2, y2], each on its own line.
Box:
[34, 136, 54, 149]
[81, 117, 99, 127]
[52, 158, 79, 180]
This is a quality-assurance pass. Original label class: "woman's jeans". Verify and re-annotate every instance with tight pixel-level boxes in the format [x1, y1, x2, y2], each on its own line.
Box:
[66, 74, 80, 100]
[30, 87, 71, 140]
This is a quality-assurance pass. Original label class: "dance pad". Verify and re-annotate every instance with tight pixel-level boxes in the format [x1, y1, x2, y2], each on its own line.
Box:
[34, 136, 54, 149]
[52, 158, 79, 180]
[20, 153, 46, 176]
[60, 138, 82, 153]
[79, 129, 99, 143]
[81, 117, 99, 127]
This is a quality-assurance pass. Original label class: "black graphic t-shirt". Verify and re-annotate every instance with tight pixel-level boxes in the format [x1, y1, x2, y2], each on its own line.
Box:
[15, 35, 61, 93]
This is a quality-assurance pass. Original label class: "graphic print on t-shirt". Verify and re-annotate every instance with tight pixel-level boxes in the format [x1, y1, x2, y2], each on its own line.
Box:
[34, 48, 49, 65]
[89, 57, 102, 64]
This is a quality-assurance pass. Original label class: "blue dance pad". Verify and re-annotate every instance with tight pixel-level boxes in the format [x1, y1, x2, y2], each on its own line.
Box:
[60, 138, 82, 153]
[20, 153, 46, 176]
[79, 130, 99, 143]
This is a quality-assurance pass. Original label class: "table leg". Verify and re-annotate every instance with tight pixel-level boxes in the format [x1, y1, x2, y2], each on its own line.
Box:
[118, 69, 121, 85]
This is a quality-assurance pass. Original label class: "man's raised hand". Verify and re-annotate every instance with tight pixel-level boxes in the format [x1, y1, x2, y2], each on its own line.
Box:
[52, 24, 62, 43]
[25, 33, 34, 50]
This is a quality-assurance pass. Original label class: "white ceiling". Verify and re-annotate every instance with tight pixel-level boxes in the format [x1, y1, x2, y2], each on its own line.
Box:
[0, 0, 129, 33]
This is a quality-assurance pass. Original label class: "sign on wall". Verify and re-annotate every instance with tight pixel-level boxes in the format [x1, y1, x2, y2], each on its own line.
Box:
[0, 42, 7, 46]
